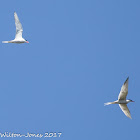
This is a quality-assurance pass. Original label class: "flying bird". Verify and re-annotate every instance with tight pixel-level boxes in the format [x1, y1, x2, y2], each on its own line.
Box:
[2, 12, 29, 44]
[104, 77, 134, 119]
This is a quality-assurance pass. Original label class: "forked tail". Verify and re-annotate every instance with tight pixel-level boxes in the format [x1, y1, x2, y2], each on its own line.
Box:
[104, 102, 115, 106]
[2, 41, 9, 43]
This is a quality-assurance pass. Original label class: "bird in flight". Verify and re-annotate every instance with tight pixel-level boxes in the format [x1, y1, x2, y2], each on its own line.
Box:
[2, 12, 29, 44]
[104, 77, 134, 119]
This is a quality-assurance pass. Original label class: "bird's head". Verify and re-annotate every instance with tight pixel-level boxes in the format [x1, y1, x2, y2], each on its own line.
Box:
[128, 99, 134, 102]
[26, 40, 29, 43]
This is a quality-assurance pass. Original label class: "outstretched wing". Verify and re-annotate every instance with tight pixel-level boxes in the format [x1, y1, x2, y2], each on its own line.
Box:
[14, 12, 23, 39]
[118, 77, 129, 100]
[119, 104, 132, 119]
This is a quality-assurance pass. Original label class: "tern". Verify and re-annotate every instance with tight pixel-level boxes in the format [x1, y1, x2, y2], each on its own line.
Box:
[104, 77, 134, 119]
[2, 12, 29, 44]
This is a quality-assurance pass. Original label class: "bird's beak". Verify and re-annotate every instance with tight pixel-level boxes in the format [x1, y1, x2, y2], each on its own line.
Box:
[132, 101, 135, 102]
[26, 41, 29, 43]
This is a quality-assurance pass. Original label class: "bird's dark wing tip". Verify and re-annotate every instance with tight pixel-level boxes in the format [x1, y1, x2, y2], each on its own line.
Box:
[124, 77, 129, 84]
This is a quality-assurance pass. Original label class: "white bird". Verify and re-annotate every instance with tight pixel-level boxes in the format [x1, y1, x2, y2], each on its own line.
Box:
[2, 12, 29, 44]
[104, 77, 134, 119]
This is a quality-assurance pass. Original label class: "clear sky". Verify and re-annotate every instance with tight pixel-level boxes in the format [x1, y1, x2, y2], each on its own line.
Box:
[0, 0, 139, 139]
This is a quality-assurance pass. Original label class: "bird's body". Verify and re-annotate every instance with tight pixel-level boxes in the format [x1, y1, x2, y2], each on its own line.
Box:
[2, 12, 29, 44]
[2, 40, 27, 44]
[104, 77, 134, 119]
[105, 99, 132, 105]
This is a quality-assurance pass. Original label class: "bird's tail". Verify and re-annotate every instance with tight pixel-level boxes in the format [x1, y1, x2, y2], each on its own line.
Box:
[2, 41, 9, 43]
[104, 102, 115, 106]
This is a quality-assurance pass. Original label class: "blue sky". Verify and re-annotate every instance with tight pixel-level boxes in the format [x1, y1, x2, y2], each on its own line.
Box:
[0, 0, 139, 139]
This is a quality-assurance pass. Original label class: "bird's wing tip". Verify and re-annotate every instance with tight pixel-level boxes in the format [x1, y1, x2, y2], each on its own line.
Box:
[14, 12, 17, 16]
[124, 77, 129, 84]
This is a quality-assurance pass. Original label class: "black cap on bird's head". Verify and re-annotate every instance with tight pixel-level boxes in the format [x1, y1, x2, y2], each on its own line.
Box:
[25, 39, 29, 43]
[128, 99, 134, 102]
